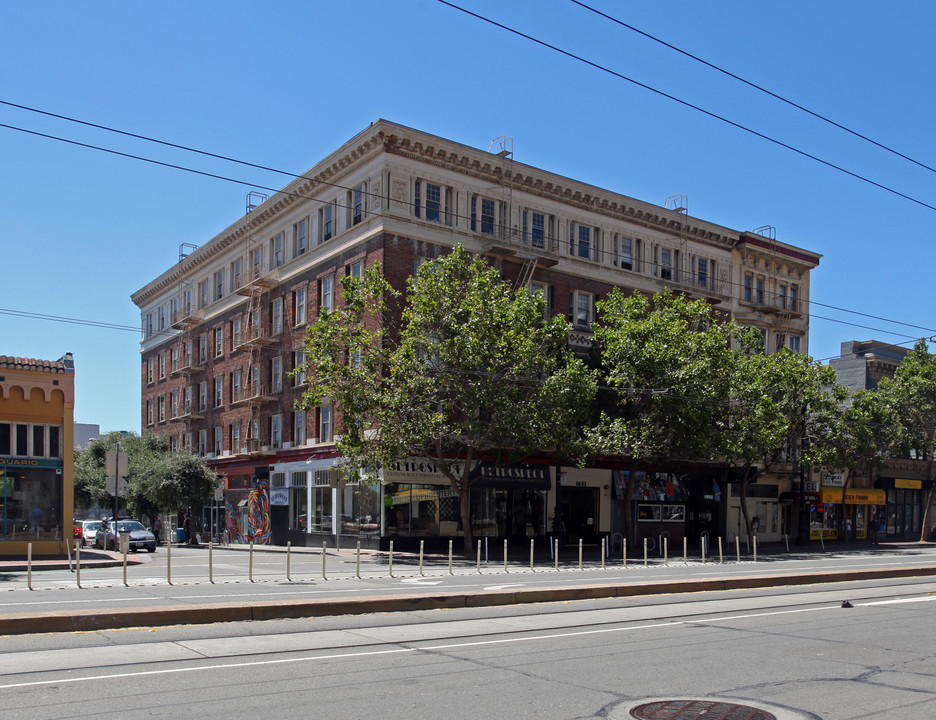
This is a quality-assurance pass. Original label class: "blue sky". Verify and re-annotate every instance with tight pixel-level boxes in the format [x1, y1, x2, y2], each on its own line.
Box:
[2, 1, 934, 433]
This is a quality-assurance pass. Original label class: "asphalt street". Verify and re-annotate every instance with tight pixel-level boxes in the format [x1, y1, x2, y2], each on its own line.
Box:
[3, 574, 935, 719]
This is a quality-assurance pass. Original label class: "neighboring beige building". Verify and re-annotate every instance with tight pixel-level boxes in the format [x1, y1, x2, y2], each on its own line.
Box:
[132, 120, 819, 550]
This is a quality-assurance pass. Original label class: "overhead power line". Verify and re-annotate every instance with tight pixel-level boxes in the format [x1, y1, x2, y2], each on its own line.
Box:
[569, 0, 936, 176]
[435, 0, 936, 214]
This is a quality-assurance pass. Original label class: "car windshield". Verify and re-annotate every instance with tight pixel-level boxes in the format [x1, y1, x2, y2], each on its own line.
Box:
[85, 522, 102, 531]
[116, 521, 146, 532]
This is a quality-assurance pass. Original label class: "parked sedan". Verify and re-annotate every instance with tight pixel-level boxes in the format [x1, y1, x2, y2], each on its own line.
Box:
[95, 520, 157, 553]
[77, 520, 104, 548]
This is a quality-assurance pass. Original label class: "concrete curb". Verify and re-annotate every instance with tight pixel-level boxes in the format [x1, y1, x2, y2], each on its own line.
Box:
[2, 564, 935, 636]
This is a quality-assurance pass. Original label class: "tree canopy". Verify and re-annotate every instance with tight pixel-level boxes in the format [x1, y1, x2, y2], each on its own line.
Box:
[298, 246, 597, 550]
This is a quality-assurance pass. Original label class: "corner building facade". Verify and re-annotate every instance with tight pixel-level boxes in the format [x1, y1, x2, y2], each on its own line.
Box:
[132, 120, 820, 551]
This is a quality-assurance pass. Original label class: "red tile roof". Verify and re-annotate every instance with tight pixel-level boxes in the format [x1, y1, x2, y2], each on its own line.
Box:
[0, 355, 69, 373]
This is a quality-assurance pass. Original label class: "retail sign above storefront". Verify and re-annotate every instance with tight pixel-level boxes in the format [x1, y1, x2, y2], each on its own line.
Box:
[822, 472, 845, 487]
[819, 488, 886, 505]
[895, 478, 922, 490]
[383, 458, 550, 488]
[0, 457, 62, 469]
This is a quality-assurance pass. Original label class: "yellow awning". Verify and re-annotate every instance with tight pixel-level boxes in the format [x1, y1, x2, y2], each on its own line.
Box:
[819, 488, 886, 505]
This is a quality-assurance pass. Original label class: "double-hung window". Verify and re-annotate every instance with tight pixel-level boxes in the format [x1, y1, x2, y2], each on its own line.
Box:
[214, 376, 223, 408]
[158, 352, 166, 379]
[214, 427, 223, 456]
[230, 423, 241, 454]
[271, 415, 283, 449]
[522, 210, 549, 249]
[320, 404, 333, 443]
[272, 297, 283, 335]
[214, 326, 224, 357]
[294, 410, 306, 446]
[293, 218, 308, 258]
[319, 202, 335, 243]
[695, 258, 709, 289]
[293, 350, 307, 386]
[213, 269, 224, 301]
[272, 356, 284, 393]
[615, 235, 640, 271]
[230, 258, 243, 292]
[271, 233, 284, 268]
[570, 291, 594, 329]
[789, 335, 802, 353]
[198, 381, 208, 412]
[294, 287, 307, 325]
[158, 395, 165, 423]
[755, 277, 765, 304]
[414, 180, 450, 224]
[655, 247, 675, 280]
[569, 222, 594, 260]
[351, 183, 365, 225]
[320, 275, 334, 313]
[471, 195, 497, 235]
[198, 280, 209, 309]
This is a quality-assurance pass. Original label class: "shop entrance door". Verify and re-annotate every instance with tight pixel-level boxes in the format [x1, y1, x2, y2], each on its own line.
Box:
[560, 487, 598, 544]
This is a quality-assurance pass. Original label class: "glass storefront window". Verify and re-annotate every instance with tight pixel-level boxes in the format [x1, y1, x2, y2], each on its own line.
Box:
[339, 482, 381, 537]
[309, 486, 333, 533]
[289, 487, 307, 532]
[0, 467, 63, 541]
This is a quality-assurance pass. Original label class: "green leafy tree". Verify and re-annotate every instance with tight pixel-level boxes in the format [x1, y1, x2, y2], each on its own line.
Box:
[298, 246, 597, 552]
[722, 347, 843, 539]
[73, 431, 214, 524]
[590, 289, 742, 547]
[877, 339, 936, 541]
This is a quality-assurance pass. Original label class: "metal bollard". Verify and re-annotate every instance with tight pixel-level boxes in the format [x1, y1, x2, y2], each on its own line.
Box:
[209, 540, 214, 584]
[123, 537, 128, 587]
[285, 541, 290, 582]
[27, 543, 33, 591]
[76, 543, 81, 588]
[477, 539, 482, 573]
[389, 540, 394, 577]
[249, 542, 254, 582]
[504, 539, 508, 573]
[167, 534, 172, 585]
[554, 538, 559, 571]
[735, 536, 741, 563]
[357, 541, 362, 579]
[701, 535, 706, 564]
[664, 537, 669, 566]
[419, 540, 424, 576]
[322, 541, 327, 579]
[623, 542, 627, 568]
[753, 535, 758, 562]
[578, 538, 583, 569]
[601, 538, 606, 569]
[683, 537, 688, 566]
[449, 539, 454, 575]
[530, 538, 535, 572]
[718, 536, 724, 564]
[644, 537, 648, 567]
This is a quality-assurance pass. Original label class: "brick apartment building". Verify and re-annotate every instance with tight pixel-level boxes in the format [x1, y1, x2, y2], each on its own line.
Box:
[132, 120, 820, 550]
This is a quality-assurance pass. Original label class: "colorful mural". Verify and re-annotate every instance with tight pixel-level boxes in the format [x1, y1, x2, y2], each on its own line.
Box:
[248, 478, 272, 544]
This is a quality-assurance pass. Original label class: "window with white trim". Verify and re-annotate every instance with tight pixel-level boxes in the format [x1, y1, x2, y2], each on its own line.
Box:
[569, 222, 596, 261]
[471, 194, 499, 235]
[293, 350, 306, 386]
[270, 233, 284, 268]
[272, 297, 283, 335]
[271, 414, 283, 449]
[213, 269, 225, 301]
[214, 426, 223, 455]
[184, 432, 193, 451]
[199, 333, 208, 363]
[570, 291, 594, 329]
[214, 376, 223, 407]
[199, 381, 208, 412]
[171, 389, 179, 419]
[414, 180, 451, 225]
[197, 429, 207, 457]
[319, 201, 336, 243]
[272, 356, 283, 393]
[198, 279, 209, 309]
[232, 317, 242, 348]
[230, 422, 241, 454]
[789, 335, 802, 353]
[294, 410, 306, 446]
[522, 209, 552, 249]
[320, 275, 334, 313]
[230, 257, 243, 292]
[654, 246, 678, 281]
[158, 394, 165, 423]
[320, 404, 333, 443]
[294, 286, 307, 325]
[293, 218, 308, 258]
[350, 183, 366, 226]
[614, 235, 640, 272]
[146, 357, 154, 384]
[529, 281, 552, 317]
[214, 326, 224, 357]
[146, 398, 154, 426]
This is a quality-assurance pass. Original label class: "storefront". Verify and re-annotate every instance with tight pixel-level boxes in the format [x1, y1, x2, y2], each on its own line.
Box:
[381, 459, 553, 552]
[881, 478, 926, 540]
[813, 487, 886, 540]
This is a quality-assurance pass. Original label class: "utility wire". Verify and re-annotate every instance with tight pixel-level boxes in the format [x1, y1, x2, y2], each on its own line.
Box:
[435, 0, 936, 213]
[2, 108, 934, 350]
[569, 0, 936, 176]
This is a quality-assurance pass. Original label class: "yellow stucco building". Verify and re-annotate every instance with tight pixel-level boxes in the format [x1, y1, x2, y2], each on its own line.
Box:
[0, 354, 74, 557]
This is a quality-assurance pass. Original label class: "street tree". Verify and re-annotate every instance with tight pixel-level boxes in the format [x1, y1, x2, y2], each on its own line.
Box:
[298, 246, 597, 552]
[74, 431, 214, 525]
[590, 289, 742, 547]
[722, 347, 843, 540]
[877, 339, 936, 541]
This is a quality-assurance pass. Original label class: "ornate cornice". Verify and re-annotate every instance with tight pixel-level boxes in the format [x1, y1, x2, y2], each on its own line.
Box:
[382, 132, 737, 251]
